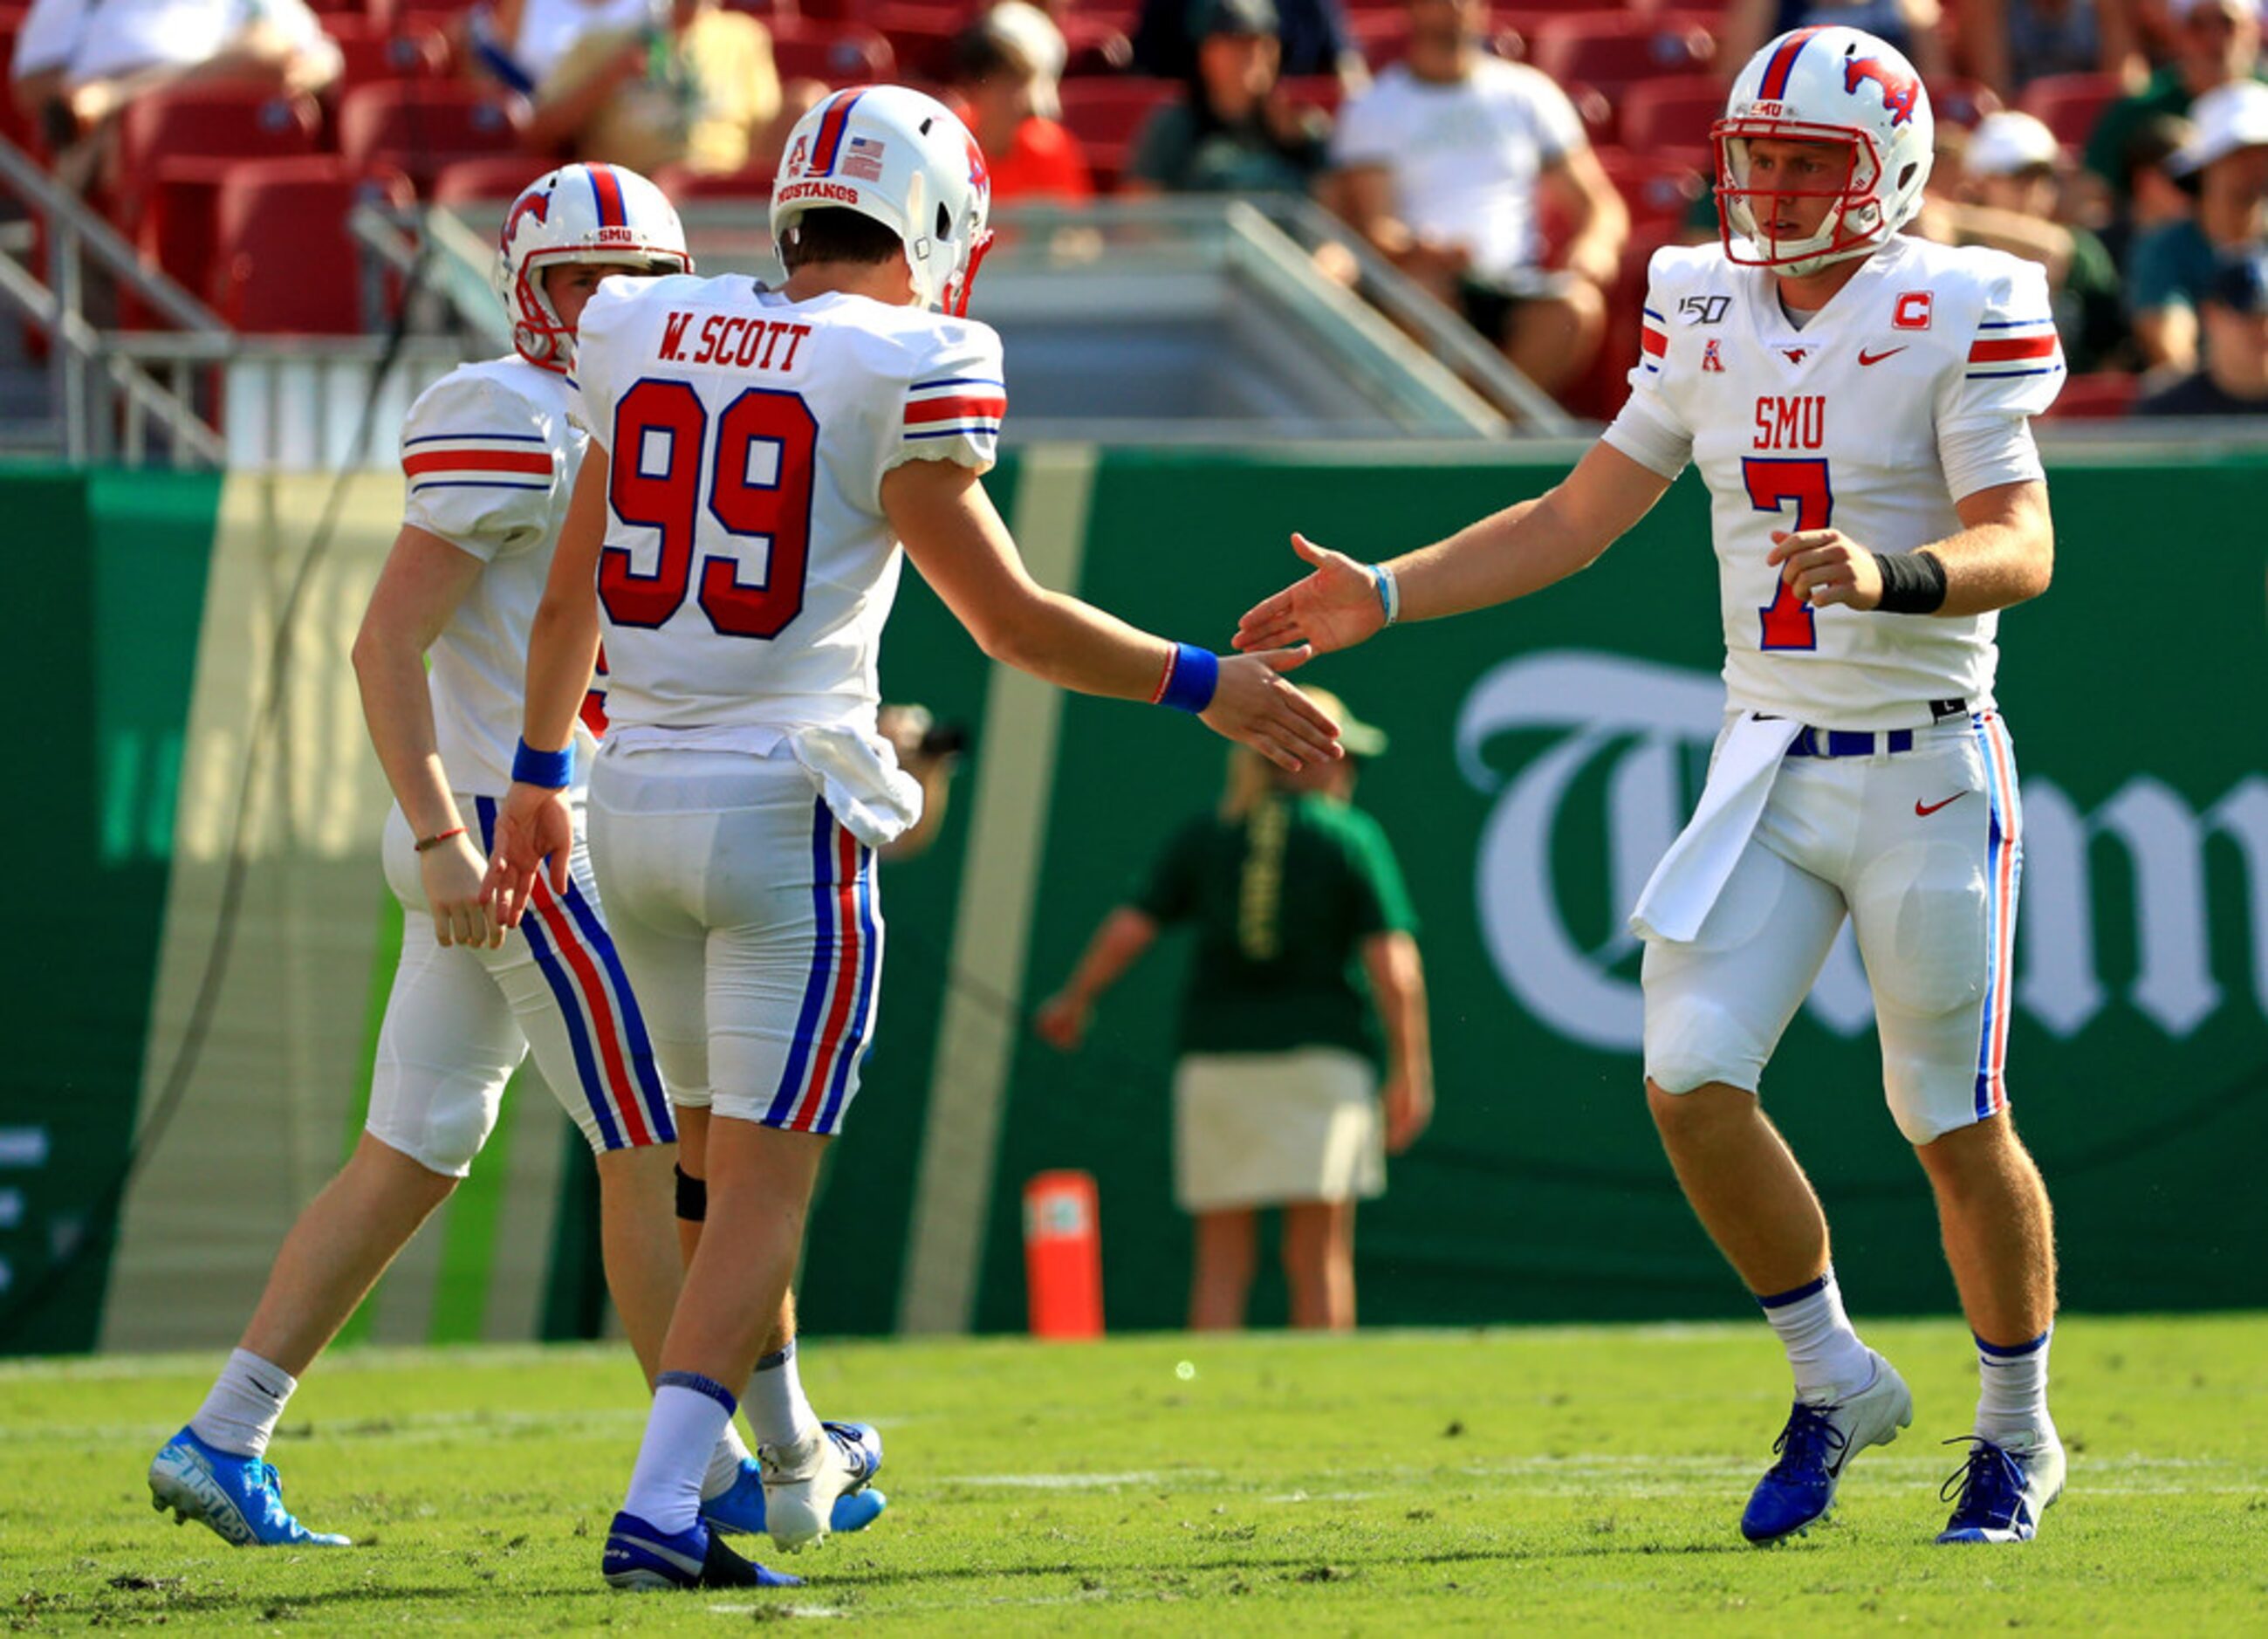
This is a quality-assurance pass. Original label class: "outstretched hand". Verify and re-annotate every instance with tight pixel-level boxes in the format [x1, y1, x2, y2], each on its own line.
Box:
[480, 783, 574, 929]
[1201, 646, 1342, 771]
[1232, 533, 1388, 657]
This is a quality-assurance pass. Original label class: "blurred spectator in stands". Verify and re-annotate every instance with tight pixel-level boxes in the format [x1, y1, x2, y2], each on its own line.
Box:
[1134, 0, 1365, 91]
[2130, 78, 2268, 370]
[468, 0, 649, 99]
[986, 2, 1071, 120]
[2100, 110, 2198, 265]
[2136, 240, 2268, 405]
[1328, 0, 1626, 399]
[1035, 693, 1430, 1334]
[1922, 111, 2131, 367]
[11, 0, 339, 185]
[522, 0, 803, 175]
[949, 14, 1093, 204]
[2084, 0, 2265, 213]
[1123, 0, 1332, 197]
[1723, 0, 1951, 83]
[1959, 0, 2144, 99]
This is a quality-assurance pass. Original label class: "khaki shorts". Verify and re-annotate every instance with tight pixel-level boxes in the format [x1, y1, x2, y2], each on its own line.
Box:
[1173, 1046, 1383, 1213]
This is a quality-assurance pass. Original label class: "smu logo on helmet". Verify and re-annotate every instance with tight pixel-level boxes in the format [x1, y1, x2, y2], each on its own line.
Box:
[1844, 56, 1921, 126]
[965, 135, 990, 199]
[502, 188, 549, 251]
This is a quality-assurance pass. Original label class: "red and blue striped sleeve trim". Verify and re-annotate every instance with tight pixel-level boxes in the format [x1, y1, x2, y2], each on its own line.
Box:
[402, 441, 554, 493]
[1966, 325, 2063, 380]
[903, 374, 1004, 442]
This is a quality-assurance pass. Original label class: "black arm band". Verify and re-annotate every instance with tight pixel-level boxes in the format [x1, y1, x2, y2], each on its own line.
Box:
[675, 1164, 707, 1223]
[1872, 549, 1949, 614]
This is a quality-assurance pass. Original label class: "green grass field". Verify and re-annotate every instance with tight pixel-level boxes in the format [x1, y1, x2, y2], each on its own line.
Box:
[3, 1316, 2264, 1633]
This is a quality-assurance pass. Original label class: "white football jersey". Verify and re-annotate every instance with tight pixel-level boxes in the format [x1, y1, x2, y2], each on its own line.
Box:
[1602, 235, 2065, 731]
[569, 273, 1004, 744]
[399, 356, 601, 796]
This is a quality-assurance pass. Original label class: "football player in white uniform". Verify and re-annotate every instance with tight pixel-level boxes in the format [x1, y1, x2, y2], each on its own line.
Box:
[481, 86, 1341, 1590]
[148, 163, 880, 1551]
[1237, 28, 2067, 1547]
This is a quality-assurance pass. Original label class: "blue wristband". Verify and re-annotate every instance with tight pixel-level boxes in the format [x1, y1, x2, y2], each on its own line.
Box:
[512, 737, 573, 788]
[1367, 562, 1400, 626]
[1159, 643, 1219, 714]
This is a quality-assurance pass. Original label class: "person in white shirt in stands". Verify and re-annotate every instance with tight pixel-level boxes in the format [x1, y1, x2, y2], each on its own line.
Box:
[1244, 27, 2070, 1550]
[1326, 0, 1627, 397]
[9, 0, 339, 182]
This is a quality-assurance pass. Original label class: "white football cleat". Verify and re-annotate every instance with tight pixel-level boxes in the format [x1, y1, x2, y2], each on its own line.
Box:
[758, 1422, 880, 1553]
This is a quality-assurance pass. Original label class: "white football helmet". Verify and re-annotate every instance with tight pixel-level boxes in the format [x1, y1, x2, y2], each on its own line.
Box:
[771, 86, 995, 316]
[494, 163, 692, 371]
[1714, 26, 1935, 277]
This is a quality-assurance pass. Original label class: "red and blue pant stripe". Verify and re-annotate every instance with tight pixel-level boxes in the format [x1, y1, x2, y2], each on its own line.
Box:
[1969, 714, 2022, 1121]
[764, 799, 880, 1135]
[476, 796, 675, 1149]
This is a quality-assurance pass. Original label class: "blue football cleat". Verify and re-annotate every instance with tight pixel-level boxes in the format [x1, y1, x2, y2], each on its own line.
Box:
[1936, 1430, 2065, 1544]
[1740, 1353, 1913, 1544]
[701, 1453, 887, 1538]
[760, 1420, 885, 1552]
[603, 1510, 802, 1591]
[147, 1426, 351, 1547]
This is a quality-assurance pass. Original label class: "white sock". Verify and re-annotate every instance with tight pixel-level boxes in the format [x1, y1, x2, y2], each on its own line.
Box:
[1975, 1327, 2053, 1445]
[702, 1422, 752, 1501]
[743, 1341, 820, 1452]
[623, 1375, 736, 1535]
[189, 1349, 297, 1459]
[1757, 1269, 1875, 1404]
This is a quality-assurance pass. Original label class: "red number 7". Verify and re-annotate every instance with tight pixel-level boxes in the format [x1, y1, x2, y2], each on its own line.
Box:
[1742, 456, 1830, 652]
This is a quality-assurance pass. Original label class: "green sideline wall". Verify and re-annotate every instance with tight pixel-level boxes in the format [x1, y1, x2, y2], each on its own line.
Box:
[3, 448, 2264, 1357]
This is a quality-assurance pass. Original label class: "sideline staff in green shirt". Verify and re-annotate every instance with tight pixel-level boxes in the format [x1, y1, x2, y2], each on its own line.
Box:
[1036, 689, 1432, 1333]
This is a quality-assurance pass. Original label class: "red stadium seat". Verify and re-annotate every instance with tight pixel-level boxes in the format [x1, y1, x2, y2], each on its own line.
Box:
[1595, 147, 1707, 229]
[654, 161, 779, 202]
[429, 153, 554, 208]
[1564, 219, 1687, 422]
[1527, 12, 1716, 95]
[0, 7, 41, 158]
[211, 157, 417, 333]
[768, 18, 896, 83]
[1059, 75, 1177, 155]
[1278, 75, 1347, 120]
[336, 81, 529, 191]
[2041, 370, 2137, 420]
[1927, 77, 2004, 132]
[113, 86, 323, 231]
[1618, 75, 1727, 155]
[1059, 77, 1178, 190]
[865, 7, 960, 82]
[2018, 72, 2122, 150]
[325, 16, 454, 94]
[134, 157, 238, 324]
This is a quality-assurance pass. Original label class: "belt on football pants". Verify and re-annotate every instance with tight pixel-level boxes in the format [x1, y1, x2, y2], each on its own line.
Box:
[1779, 699, 1970, 759]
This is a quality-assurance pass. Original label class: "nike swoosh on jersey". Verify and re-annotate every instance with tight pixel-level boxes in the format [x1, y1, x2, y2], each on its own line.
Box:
[1858, 346, 1908, 366]
[1915, 793, 1967, 817]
